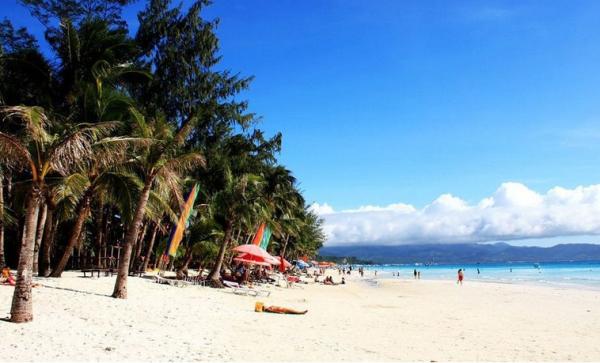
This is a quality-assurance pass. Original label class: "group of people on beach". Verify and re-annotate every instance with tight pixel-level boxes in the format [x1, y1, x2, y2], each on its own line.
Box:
[321, 275, 345, 285]
[413, 269, 421, 279]
[391, 270, 422, 279]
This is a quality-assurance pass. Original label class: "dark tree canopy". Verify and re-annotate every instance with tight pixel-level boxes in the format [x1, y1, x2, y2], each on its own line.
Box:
[136, 0, 256, 148]
[18, 0, 135, 29]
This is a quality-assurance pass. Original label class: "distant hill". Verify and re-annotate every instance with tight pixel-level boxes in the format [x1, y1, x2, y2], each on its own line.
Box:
[318, 243, 600, 264]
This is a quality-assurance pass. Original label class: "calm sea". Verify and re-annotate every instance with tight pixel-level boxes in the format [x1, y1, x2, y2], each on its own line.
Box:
[356, 261, 600, 290]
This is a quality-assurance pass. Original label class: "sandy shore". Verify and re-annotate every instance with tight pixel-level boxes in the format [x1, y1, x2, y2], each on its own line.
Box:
[2, 270, 600, 361]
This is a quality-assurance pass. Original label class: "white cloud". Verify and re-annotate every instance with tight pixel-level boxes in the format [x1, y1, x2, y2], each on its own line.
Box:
[315, 182, 600, 246]
[308, 202, 335, 215]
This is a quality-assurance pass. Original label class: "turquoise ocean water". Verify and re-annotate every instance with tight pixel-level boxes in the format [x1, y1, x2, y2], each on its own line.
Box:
[357, 261, 600, 290]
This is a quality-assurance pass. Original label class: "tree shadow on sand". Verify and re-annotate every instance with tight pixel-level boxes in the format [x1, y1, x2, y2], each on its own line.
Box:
[37, 284, 112, 298]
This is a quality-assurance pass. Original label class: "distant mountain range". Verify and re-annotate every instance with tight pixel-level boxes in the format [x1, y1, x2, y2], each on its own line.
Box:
[318, 243, 600, 264]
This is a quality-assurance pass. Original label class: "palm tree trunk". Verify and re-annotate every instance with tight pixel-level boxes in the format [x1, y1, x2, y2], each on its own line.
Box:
[50, 193, 92, 277]
[234, 228, 242, 245]
[132, 221, 148, 269]
[280, 234, 290, 258]
[100, 206, 110, 268]
[207, 219, 233, 286]
[0, 174, 5, 267]
[10, 188, 40, 323]
[176, 245, 194, 277]
[94, 204, 104, 267]
[142, 223, 159, 272]
[112, 182, 153, 299]
[39, 207, 56, 277]
[32, 202, 47, 274]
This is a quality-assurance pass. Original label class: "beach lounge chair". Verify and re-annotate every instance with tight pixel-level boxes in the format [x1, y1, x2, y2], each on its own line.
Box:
[184, 275, 208, 286]
[222, 280, 270, 297]
[154, 275, 192, 288]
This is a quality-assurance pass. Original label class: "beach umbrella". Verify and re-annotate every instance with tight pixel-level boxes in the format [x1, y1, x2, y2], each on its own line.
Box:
[273, 256, 292, 268]
[232, 244, 273, 260]
[295, 260, 309, 269]
[264, 254, 280, 265]
[233, 253, 271, 267]
[235, 252, 279, 266]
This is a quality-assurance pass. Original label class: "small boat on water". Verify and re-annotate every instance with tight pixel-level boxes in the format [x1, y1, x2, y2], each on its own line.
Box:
[533, 263, 540, 269]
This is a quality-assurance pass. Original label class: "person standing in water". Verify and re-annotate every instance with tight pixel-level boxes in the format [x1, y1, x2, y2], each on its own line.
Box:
[414, 269, 417, 279]
[457, 269, 464, 285]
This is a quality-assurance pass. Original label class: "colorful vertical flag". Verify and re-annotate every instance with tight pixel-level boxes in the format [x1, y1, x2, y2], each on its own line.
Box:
[259, 226, 272, 250]
[251, 223, 266, 245]
[164, 184, 200, 257]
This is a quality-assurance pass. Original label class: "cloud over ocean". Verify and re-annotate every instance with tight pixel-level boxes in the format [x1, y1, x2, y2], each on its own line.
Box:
[310, 182, 600, 246]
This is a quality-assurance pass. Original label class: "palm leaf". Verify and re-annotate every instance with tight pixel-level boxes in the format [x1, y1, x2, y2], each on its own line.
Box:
[0, 131, 35, 172]
[1, 105, 51, 144]
[47, 121, 120, 176]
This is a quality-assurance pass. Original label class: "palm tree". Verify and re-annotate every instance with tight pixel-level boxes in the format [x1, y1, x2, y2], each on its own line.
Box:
[205, 164, 263, 286]
[50, 163, 142, 277]
[0, 105, 115, 322]
[111, 114, 204, 298]
[50, 58, 149, 277]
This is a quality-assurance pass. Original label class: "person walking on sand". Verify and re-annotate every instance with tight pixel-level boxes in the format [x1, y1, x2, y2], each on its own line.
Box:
[417, 271, 421, 279]
[414, 269, 417, 279]
[457, 269, 464, 285]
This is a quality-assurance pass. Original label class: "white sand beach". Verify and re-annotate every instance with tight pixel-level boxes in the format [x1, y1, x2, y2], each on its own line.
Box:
[2, 271, 600, 362]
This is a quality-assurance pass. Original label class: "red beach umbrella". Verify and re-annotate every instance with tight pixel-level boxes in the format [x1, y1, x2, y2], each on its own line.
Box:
[232, 244, 273, 259]
[234, 253, 271, 267]
[273, 256, 291, 268]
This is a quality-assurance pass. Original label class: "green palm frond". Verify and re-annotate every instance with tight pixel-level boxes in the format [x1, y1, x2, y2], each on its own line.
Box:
[147, 190, 177, 224]
[1, 105, 52, 144]
[54, 173, 90, 203]
[100, 170, 143, 223]
[160, 152, 205, 177]
[47, 121, 120, 176]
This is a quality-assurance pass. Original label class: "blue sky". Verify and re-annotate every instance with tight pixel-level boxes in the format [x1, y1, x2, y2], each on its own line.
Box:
[5, 1, 600, 246]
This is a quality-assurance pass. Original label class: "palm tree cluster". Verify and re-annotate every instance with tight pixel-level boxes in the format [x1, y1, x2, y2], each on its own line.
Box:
[0, 0, 325, 323]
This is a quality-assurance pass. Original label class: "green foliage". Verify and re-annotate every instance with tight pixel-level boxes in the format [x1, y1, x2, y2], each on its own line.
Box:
[0, 0, 325, 281]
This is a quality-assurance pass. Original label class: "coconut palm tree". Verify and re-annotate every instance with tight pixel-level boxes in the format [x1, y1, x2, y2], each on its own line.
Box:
[50, 58, 150, 277]
[205, 164, 264, 286]
[111, 113, 204, 298]
[0, 105, 116, 322]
